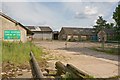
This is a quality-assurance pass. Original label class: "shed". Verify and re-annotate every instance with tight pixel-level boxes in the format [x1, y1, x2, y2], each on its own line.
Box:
[59, 27, 94, 41]
[26, 26, 53, 40]
[0, 12, 33, 42]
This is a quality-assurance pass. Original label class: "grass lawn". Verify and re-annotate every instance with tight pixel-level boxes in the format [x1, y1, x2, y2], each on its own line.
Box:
[2, 41, 45, 67]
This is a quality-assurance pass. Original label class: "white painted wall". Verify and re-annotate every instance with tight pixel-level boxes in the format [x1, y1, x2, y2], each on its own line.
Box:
[33, 32, 53, 40]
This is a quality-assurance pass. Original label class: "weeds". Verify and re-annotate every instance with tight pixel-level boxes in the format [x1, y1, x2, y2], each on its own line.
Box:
[2, 41, 44, 65]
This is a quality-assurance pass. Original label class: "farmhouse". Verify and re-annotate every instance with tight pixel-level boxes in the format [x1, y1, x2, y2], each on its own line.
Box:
[58, 27, 95, 41]
[0, 12, 33, 42]
[26, 26, 53, 40]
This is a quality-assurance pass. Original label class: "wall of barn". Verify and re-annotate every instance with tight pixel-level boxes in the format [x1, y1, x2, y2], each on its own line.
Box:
[33, 32, 53, 40]
[1, 16, 27, 42]
[58, 29, 67, 40]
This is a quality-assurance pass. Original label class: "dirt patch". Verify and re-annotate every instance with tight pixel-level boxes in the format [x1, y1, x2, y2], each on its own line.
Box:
[2, 59, 48, 78]
[34, 41, 119, 78]
[2, 61, 30, 78]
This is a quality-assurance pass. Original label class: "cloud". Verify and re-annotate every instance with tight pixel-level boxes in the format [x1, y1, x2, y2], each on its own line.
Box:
[2, 0, 119, 2]
[2, 2, 117, 31]
[74, 6, 98, 19]
[0, 2, 2, 12]
[81, 0, 119, 2]
[2, 0, 81, 2]
[84, 6, 97, 15]
[74, 12, 89, 19]
[2, 2, 62, 26]
[2, 2, 72, 30]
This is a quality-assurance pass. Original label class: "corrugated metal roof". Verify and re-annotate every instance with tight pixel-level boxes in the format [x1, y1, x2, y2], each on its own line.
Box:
[39, 27, 52, 32]
[26, 26, 35, 29]
[62, 27, 94, 35]
[26, 26, 52, 32]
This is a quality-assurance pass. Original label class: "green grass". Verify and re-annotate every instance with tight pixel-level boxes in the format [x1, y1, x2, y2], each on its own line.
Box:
[2, 41, 44, 65]
[0, 42, 2, 65]
[90, 47, 119, 55]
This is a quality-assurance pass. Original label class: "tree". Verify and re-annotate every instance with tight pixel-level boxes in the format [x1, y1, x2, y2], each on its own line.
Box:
[113, 3, 120, 40]
[93, 16, 107, 33]
[93, 16, 114, 33]
[106, 23, 114, 29]
[113, 3, 120, 26]
[113, 2, 120, 54]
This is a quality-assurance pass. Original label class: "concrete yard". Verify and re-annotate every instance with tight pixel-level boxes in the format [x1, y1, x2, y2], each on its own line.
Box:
[34, 41, 119, 78]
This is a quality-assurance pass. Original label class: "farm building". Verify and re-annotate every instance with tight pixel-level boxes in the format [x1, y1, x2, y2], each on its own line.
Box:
[0, 12, 33, 42]
[58, 27, 95, 41]
[97, 29, 115, 42]
[53, 31, 59, 40]
[26, 26, 53, 40]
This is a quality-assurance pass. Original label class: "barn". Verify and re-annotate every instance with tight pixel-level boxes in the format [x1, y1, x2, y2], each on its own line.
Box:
[0, 12, 33, 42]
[26, 26, 53, 40]
[97, 29, 115, 42]
[58, 27, 95, 41]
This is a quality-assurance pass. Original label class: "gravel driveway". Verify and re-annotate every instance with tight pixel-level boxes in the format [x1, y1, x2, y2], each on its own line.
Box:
[34, 41, 119, 78]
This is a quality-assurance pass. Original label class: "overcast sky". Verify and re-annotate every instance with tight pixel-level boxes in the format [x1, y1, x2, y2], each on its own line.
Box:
[1, 0, 119, 31]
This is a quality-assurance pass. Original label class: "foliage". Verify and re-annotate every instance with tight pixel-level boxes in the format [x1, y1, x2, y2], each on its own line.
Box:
[106, 23, 114, 29]
[93, 16, 114, 34]
[93, 16, 107, 33]
[113, 3, 120, 41]
[113, 4, 120, 26]
[2, 41, 44, 65]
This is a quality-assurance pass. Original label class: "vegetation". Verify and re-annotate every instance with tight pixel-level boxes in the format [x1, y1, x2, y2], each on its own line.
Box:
[113, 2, 120, 27]
[112, 2, 120, 54]
[90, 47, 119, 55]
[113, 2, 120, 41]
[93, 16, 114, 33]
[93, 2, 120, 38]
[2, 41, 44, 65]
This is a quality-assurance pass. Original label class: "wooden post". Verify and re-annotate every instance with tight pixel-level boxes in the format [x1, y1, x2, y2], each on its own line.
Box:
[55, 61, 66, 76]
[66, 64, 90, 79]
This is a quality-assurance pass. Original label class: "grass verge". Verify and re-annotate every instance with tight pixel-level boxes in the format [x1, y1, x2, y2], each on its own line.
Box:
[89, 47, 119, 55]
[2, 41, 45, 68]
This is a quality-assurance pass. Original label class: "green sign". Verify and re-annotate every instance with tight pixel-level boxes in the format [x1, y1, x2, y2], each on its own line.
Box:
[4, 30, 21, 40]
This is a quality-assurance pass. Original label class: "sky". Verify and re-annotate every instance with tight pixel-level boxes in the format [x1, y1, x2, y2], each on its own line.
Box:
[1, 0, 119, 31]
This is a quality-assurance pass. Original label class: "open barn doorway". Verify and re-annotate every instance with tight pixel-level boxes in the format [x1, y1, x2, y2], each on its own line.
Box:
[53, 31, 59, 40]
